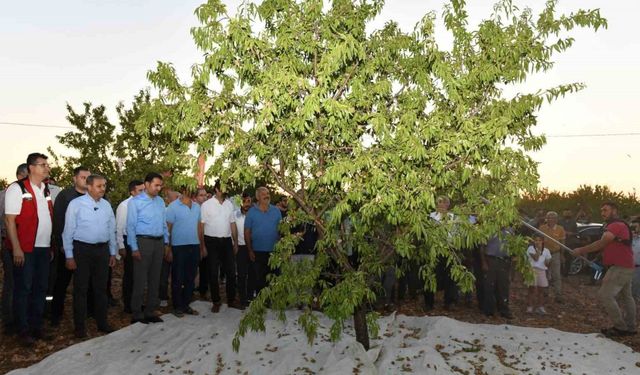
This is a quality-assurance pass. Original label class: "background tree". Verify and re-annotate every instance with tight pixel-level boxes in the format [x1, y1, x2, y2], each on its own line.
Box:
[520, 185, 640, 221]
[142, 0, 606, 350]
[48, 103, 118, 188]
[49, 91, 194, 205]
[0, 177, 8, 190]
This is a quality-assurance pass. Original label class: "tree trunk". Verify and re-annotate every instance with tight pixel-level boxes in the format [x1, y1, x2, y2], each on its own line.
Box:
[353, 304, 370, 350]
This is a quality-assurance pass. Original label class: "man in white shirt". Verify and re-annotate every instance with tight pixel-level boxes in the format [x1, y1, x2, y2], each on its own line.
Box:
[199, 182, 240, 312]
[4, 153, 54, 346]
[116, 179, 144, 313]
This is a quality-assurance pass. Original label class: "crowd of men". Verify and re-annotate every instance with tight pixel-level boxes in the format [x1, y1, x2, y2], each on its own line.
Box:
[0, 152, 638, 348]
[0, 152, 284, 346]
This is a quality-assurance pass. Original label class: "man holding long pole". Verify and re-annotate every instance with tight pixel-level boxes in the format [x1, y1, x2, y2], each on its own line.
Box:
[573, 202, 637, 337]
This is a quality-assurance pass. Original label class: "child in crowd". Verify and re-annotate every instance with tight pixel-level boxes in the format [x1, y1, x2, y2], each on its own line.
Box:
[527, 235, 552, 314]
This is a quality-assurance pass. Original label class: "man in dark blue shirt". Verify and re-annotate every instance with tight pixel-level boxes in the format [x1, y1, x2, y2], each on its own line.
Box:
[50, 166, 90, 327]
[62, 174, 116, 337]
[127, 172, 169, 324]
[480, 228, 514, 319]
[244, 187, 282, 294]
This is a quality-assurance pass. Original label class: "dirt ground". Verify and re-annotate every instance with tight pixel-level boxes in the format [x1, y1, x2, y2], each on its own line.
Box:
[0, 263, 638, 374]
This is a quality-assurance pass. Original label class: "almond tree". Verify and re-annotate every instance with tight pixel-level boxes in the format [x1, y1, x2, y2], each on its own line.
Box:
[141, 0, 606, 350]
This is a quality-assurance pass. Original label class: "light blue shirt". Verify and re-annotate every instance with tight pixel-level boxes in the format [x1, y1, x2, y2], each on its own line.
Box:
[485, 228, 513, 258]
[126, 192, 169, 251]
[62, 194, 116, 259]
[166, 199, 201, 246]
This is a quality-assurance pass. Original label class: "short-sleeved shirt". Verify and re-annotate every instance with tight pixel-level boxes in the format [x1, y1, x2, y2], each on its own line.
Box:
[166, 199, 201, 246]
[603, 221, 634, 268]
[538, 224, 565, 253]
[4, 181, 52, 247]
[485, 231, 510, 258]
[527, 246, 552, 270]
[200, 198, 235, 238]
[632, 235, 640, 266]
[245, 204, 281, 252]
[234, 209, 247, 246]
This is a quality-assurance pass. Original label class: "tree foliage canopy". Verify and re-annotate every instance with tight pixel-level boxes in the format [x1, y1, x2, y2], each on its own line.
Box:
[141, 0, 606, 349]
[49, 91, 189, 205]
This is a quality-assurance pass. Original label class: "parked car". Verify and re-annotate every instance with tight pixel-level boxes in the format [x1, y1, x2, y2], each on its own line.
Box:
[566, 223, 603, 276]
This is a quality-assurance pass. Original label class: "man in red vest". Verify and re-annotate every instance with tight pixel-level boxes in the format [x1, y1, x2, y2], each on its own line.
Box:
[3, 152, 54, 346]
[574, 201, 637, 337]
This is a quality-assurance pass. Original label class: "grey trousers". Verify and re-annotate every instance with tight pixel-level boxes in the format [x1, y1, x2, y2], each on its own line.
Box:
[131, 237, 164, 320]
[598, 266, 637, 332]
[549, 252, 562, 297]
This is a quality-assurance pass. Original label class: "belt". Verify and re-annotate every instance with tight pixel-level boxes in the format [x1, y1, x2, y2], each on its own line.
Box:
[137, 235, 163, 240]
[73, 240, 108, 248]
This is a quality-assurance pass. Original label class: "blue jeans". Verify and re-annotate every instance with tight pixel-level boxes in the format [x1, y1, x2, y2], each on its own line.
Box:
[13, 247, 50, 334]
[171, 245, 200, 311]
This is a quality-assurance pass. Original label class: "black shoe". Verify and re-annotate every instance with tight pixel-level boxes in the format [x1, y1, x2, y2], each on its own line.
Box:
[228, 301, 244, 310]
[74, 329, 88, 339]
[131, 318, 149, 324]
[184, 306, 200, 316]
[211, 303, 221, 313]
[98, 325, 115, 334]
[144, 316, 163, 323]
[601, 327, 635, 337]
[500, 311, 514, 319]
[32, 329, 54, 341]
[19, 333, 36, 347]
[3, 324, 17, 335]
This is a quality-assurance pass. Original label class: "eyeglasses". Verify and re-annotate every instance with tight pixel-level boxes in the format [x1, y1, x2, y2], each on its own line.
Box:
[32, 163, 50, 168]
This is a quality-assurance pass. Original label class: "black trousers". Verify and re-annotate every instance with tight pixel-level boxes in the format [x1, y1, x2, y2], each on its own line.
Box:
[198, 256, 208, 295]
[424, 256, 458, 309]
[235, 245, 255, 304]
[51, 250, 98, 323]
[482, 256, 511, 315]
[1, 248, 14, 330]
[398, 260, 419, 301]
[72, 242, 110, 330]
[159, 259, 171, 301]
[253, 251, 272, 295]
[204, 236, 236, 304]
[121, 235, 133, 312]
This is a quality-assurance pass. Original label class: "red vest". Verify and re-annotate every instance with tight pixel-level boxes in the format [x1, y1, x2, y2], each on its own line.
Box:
[5, 178, 53, 253]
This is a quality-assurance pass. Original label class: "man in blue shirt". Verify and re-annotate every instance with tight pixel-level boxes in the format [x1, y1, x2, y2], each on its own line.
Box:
[244, 187, 282, 294]
[127, 172, 169, 324]
[62, 174, 116, 338]
[165, 186, 202, 317]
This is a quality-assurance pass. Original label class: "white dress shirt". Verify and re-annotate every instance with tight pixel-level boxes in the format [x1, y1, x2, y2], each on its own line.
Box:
[234, 209, 246, 246]
[115, 196, 132, 250]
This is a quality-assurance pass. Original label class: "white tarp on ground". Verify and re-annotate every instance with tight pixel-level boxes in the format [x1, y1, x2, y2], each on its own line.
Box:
[8, 301, 639, 375]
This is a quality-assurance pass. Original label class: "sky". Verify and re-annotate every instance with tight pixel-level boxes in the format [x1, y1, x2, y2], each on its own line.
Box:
[0, 0, 638, 193]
